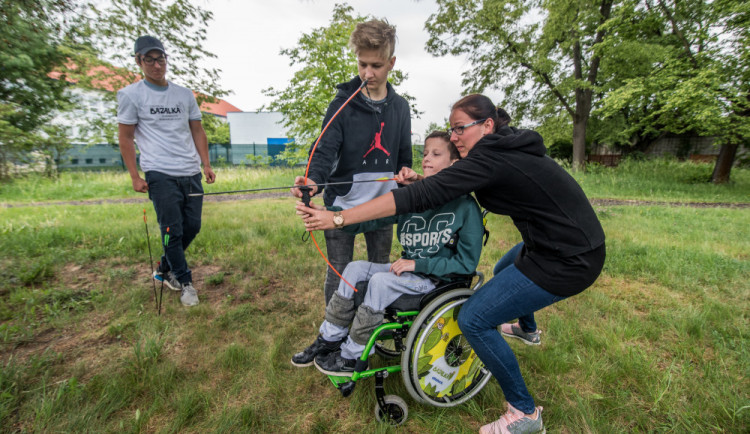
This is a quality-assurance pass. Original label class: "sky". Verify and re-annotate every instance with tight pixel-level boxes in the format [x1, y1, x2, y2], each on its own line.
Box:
[200, 0, 501, 142]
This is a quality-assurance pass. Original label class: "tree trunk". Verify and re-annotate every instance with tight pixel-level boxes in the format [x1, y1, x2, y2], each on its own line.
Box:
[572, 88, 592, 171]
[710, 142, 738, 184]
[570, 0, 612, 172]
[572, 115, 588, 171]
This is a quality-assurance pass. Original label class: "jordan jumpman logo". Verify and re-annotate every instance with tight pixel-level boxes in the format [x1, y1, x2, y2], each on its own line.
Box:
[363, 122, 390, 158]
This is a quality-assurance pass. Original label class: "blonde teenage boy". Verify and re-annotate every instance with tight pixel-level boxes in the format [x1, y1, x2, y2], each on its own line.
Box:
[292, 22, 411, 301]
[291, 19, 413, 365]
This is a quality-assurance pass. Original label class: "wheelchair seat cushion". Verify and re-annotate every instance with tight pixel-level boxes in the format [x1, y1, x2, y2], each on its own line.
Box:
[386, 276, 475, 314]
[353, 274, 476, 314]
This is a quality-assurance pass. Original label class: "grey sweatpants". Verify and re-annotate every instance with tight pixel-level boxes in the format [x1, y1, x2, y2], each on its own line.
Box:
[320, 260, 436, 359]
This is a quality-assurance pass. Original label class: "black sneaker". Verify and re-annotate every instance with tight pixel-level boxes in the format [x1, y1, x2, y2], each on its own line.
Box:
[290, 335, 342, 367]
[313, 350, 357, 376]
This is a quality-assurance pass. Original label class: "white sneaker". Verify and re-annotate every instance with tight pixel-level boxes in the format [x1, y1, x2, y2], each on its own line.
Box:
[180, 282, 199, 307]
[500, 323, 542, 345]
[479, 403, 545, 434]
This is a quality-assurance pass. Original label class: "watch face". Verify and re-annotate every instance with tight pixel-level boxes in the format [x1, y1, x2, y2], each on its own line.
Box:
[334, 214, 344, 225]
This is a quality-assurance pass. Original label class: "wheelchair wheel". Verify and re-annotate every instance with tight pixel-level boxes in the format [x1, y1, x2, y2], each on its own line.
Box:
[374, 394, 408, 426]
[374, 338, 401, 359]
[401, 288, 492, 407]
[374, 325, 408, 359]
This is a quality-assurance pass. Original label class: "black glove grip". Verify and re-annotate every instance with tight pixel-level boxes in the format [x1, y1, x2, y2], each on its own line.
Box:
[299, 186, 312, 207]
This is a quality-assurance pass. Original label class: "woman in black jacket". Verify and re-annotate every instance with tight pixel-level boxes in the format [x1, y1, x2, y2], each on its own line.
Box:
[297, 94, 605, 433]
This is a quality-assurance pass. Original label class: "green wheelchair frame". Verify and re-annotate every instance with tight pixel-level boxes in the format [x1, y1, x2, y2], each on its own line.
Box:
[325, 271, 492, 425]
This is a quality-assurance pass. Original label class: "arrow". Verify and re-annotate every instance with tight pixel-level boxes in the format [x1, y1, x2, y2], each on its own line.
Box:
[187, 177, 397, 197]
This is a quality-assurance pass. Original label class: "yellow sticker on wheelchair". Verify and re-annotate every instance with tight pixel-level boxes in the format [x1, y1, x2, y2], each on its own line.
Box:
[417, 307, 479, 398]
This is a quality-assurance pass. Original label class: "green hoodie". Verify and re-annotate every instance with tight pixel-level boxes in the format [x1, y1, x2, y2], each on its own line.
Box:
[333, 195, 483, 280]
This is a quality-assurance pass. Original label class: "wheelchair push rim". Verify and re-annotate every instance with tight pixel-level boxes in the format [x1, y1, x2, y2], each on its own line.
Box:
[401, 287, 492, 407]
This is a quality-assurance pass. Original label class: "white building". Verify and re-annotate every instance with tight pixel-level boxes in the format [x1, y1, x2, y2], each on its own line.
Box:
[51, 65, 241, 168]
[225, 111, 293, 165]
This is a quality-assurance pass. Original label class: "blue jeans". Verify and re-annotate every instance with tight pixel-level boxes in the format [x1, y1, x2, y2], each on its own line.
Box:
[145, 171, 203, 284]
[458, 242, 567, 414]
[322, 225, 393, 305]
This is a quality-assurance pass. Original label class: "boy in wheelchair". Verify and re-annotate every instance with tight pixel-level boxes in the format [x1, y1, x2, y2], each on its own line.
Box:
[292, 131, 485, 376]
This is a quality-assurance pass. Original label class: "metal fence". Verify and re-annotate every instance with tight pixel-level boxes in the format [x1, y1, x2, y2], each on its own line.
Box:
[58, 143, 293, 169]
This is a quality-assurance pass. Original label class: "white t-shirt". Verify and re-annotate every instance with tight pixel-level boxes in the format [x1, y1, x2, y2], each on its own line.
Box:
[117, 80, 203, 176]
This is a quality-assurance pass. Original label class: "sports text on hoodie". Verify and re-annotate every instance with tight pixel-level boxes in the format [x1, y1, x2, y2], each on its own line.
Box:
[334, 194, 484, 281]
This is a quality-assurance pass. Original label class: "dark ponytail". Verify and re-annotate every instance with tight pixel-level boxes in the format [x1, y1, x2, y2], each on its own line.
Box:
[452, 94, 511, 133]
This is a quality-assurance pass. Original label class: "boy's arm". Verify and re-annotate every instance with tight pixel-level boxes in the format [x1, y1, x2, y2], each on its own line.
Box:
[397, 100, 412, 171]
[189, 120, 215, 183]
[305, 98, 347, 187]
[117, 91, 147, 192]
[413, 200, 484, 277]
[118, 123, 148, 193]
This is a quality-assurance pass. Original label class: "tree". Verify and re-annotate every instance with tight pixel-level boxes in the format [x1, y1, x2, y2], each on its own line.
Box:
[262, 3, 419, 165]
[0, 0, 74, 179]
[84, 0, 224, 105]
[71, 0, 226, 144]
[597, 0, 750, 183]
[0, 0, 225, 181]
[203, 115, 230, 145]
[425, 0, 615, 170]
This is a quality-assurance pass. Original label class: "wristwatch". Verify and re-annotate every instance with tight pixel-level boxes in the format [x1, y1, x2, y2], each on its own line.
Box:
[333, 211, 345, 229]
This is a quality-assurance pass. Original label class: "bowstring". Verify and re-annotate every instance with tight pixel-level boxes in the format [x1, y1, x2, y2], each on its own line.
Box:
[303, 79, 369, 292]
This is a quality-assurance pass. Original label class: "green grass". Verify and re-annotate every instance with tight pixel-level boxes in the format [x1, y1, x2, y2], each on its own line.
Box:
[0, 160, 748, 432]
[572, 158, 750, 203]
[0, 166, 300, 203]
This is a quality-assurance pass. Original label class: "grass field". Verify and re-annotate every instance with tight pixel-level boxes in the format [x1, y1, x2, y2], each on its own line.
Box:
[0, 160, 748, 432]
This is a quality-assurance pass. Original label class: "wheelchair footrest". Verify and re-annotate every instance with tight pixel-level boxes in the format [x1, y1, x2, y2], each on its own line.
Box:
[339, 381, 355, 397]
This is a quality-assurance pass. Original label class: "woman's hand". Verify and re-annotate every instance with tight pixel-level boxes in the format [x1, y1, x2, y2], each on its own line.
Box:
[394, 167, 421, 185]
[295, 199, 324, 215]
[296, 201, 335, 231]
[389, 258, 415, 276]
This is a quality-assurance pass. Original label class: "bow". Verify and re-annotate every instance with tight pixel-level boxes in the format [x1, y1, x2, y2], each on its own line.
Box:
[143, 209, 163, 315]
[302, 78, 369, 292]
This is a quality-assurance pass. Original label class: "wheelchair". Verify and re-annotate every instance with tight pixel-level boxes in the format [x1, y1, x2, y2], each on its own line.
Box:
[325, 271, 492, 426]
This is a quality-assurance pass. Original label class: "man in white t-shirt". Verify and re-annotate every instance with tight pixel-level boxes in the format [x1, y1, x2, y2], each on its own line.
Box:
[117, 35, 216, 307]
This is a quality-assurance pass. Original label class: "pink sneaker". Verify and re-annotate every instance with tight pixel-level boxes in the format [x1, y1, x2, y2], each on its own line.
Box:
[479, 403, 545, 434]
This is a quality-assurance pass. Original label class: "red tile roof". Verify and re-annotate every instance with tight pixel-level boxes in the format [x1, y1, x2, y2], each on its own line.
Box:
[50, 64, 241, 117]
[199, 98, 241, 117]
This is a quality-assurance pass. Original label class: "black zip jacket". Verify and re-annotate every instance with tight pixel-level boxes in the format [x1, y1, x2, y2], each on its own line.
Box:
[392, 126, 605, 296]
[307, 76, 412, 208]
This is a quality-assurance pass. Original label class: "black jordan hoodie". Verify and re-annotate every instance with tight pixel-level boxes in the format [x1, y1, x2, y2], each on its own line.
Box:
[306, 76, 412, 208]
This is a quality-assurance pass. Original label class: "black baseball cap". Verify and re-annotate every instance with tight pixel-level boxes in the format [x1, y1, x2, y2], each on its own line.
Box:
[134, 36, 165, 56]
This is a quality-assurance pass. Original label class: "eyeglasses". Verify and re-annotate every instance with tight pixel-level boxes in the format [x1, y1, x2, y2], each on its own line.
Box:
[140, 55, 168, 65]
[447, 118, 487, 136]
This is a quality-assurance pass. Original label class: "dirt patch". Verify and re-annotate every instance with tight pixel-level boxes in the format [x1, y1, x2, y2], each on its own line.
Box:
[0, 261, 244, 374]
